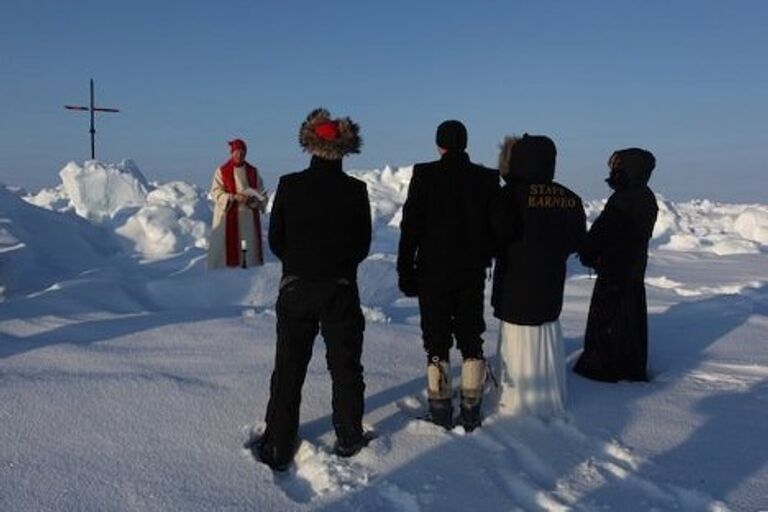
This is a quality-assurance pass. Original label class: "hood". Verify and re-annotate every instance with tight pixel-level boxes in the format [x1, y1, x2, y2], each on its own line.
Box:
[606, 148, 655, 191]
[498, 134, 556, 184]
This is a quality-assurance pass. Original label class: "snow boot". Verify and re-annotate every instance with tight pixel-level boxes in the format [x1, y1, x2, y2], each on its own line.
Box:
[426, 358, 453, 429]
[254, 436, 298, 472]
[456, 358, 486, 432]
[333, 427, 374, 458]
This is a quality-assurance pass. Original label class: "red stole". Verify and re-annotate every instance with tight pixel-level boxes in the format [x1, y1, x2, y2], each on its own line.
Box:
[219, 159, 264, 267]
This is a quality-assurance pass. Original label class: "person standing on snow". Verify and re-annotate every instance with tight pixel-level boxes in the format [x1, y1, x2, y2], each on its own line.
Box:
[207, 139, 268, 269]
[397, 120, 499, 431]
[490, 134, 586, 419]
[256, 108, 372, 471]
[573, 148, 658, 382]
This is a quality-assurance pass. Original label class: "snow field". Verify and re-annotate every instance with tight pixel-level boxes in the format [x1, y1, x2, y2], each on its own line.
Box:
[1, 160, 767, 510]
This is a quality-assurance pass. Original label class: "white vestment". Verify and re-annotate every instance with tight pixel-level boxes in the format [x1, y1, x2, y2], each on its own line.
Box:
[207, 165, 267, 270]
[493, 319, 567, 419]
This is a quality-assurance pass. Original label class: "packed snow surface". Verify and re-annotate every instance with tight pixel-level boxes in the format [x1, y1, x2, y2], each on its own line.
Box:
[2, 160, 767, 511]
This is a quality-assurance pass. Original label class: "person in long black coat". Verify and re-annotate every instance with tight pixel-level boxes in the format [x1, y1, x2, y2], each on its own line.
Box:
[397, 120, 499, 430]
[257, 108, 372, 471]
[573, 148, 658, 382]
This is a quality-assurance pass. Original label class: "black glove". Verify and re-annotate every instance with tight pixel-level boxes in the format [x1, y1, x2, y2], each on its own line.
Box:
[398, 271, 418, 297]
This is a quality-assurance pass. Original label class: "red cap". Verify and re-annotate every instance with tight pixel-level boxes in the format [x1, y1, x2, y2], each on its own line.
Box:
[314, 121, 339, 141]
[228, 139, 247, 152]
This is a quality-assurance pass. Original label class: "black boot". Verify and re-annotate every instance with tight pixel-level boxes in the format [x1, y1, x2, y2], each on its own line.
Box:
[456, 358, 485, 432]
[333, 425, 371, 458]
[254, 436, 297, 472]
[427, 398, 454, 429]
[456, 395, 482, 432]
[334, 434, 373, 458]
[426, 358, 453, 429]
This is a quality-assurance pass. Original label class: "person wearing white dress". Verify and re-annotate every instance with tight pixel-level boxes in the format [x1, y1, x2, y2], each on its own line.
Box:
[208, 139, 268, 269]
[490, 134, 586, 419]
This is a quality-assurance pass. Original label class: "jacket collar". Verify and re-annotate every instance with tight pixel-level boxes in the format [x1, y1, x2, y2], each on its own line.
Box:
[308, 155, 343, 173]
[440, 151, 470, 166]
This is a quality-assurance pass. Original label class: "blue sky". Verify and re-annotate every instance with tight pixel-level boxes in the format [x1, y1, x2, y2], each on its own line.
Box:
[1, 1, 766, 201]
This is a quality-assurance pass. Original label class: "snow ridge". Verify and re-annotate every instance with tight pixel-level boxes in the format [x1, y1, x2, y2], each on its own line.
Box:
[21, 161, 768, 263]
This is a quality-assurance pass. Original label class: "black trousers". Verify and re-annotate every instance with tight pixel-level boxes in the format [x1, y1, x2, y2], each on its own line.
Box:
[263, 279, 365, 450]
[418, 277, 486, 362]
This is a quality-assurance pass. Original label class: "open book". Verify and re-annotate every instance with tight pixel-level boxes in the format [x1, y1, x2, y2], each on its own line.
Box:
[242, 187, 268, 203]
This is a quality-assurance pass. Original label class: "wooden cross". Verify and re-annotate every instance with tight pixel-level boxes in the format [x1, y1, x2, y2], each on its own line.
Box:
[64, 79, 120, 160]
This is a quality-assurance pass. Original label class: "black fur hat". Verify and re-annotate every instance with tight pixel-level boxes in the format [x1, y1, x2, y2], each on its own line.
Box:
[298, 108, 362, 160]
[498, 133, 557, 183]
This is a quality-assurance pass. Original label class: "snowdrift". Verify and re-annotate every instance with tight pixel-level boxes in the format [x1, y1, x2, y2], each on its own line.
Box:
[0, 185, 117, 299]
[25, 160, 210, 259]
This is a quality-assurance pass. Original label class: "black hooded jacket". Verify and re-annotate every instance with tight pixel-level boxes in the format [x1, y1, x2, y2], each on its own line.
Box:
[397, 152, 499, 288]
[579, 165, 658, 281]
[269, 156, 371, 281]
[490, 159, 586, 325]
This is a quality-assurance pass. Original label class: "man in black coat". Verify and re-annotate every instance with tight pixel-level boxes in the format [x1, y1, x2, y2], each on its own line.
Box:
[397, 120, 499, 430]
[490, 134, 586, 417]
[257, 108, 372, 471]
[573, 148, 658, 382]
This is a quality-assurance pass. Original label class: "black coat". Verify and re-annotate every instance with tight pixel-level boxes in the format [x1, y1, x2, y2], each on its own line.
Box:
[269, 156, 371, 281]
[397, 152, 499, 291]
[574, 184, 658, 382]
[490, 178, 586, 325]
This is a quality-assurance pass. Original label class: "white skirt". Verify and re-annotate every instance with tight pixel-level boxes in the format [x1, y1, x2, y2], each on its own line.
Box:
[493, 319, 567, 419]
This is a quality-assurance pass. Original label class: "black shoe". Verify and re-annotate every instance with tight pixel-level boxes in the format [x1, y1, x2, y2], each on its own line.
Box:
[427, 398, 453, 429]
[333, 432, 373, 458]
[253, 438, 297, 472]
[333, 425, 374, 458]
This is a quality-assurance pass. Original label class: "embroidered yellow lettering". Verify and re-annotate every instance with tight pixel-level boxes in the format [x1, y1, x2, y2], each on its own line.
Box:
[527, 192, 577, 209]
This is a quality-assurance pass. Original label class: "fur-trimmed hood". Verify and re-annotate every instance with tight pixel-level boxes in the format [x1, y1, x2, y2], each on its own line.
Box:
[498, 134, 556, 183]
[298, 108, 362, 160]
